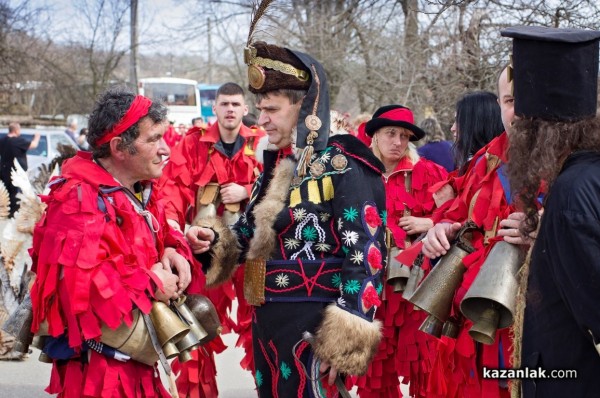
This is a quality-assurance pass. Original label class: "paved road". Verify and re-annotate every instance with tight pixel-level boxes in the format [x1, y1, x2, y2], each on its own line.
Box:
[0, 331, 258, 398]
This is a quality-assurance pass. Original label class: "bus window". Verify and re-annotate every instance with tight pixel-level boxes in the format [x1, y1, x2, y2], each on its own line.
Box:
[138, 78, 201, 126]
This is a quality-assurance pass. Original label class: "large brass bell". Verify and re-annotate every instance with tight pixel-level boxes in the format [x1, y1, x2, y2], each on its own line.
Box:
[1, 295, 34, 354]
[173, 296, 209, 363]
[408, 222, 478, 337]
[149, 301, 190, 359]
[386, 247, 411, 293]
[185, 294, 222, 344]
[101, 309, 159, 366]
[460, 241, 525, 345]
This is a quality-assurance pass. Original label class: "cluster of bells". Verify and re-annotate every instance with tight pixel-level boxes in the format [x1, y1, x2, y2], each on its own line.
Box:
[2, 294, 221, 366]
[386, 221, 525, 345]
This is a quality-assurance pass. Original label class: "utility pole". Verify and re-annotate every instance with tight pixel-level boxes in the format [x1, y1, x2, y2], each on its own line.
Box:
[130, 0, 139, 92]
[207, 17, 213, 83]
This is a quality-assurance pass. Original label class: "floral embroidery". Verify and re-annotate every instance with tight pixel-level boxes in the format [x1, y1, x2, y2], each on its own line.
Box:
[376, 283, 383, 295]
[332, 273, 342, 288]
[255, 369, 263, 387]
[337, 218, 344, 231]
[343, 207, 358, 222]
[293, 208, 307, 221]
[302, 225, 318, 241]
[380, 210, 387, 226]
[280, 361, 292, 380]
[239, 226, 251, 237]
[337, 296, 346, 306]
[319, 212, 331, 222]
[314, 242, 331, 252]
[367, 247, 383, 270]
[275, 273, 290, 288]
[343, 279, 361, 294]
[350, 250, 364, 264]
[362, 284, 381, 308]
[342, 230, 359, 246]
[342, 246, 350, 255]
[284, 238, 301, 250]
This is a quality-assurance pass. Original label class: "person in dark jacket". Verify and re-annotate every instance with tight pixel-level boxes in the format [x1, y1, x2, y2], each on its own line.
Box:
[417, 117, 455, 172]
[504, 26, 600, 398]
[184, 40, 387, 397]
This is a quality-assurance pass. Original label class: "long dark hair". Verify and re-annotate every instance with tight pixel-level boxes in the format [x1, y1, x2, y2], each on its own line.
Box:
[508, 116, 600, 235]
[452, 91, 504, 175]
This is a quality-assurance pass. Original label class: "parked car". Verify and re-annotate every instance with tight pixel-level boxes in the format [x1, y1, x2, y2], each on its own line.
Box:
[0, 127, 79, 175]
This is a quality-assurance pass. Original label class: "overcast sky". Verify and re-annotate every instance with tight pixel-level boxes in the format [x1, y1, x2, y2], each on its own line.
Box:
[13, 0, 206, 55]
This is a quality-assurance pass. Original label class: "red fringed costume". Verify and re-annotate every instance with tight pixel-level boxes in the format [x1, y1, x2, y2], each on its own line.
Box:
[355, 156, 448, 397]
[29, 152, 199, 398]
[427, 131, 513, 398]
[157, 123, 264, 397]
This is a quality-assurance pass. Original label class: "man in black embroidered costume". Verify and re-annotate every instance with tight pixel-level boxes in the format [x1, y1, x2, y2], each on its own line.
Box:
[186, 40, 387, 397]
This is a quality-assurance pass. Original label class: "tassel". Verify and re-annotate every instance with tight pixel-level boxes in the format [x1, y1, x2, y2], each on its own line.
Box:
[296, 144, 314, 177]
[322, 176, 334, 201]
[307, 180, 321, 204]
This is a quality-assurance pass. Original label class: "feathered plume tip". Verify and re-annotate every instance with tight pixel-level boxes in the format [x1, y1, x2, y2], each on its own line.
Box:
[246, 0, 275, 47]
[0, 181, 9, 220]
[14, 192, 45, 234]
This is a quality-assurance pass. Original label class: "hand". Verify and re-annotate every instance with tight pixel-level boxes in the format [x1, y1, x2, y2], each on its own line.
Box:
[151, 262, 179, 302]
[161, 247, 191, 294]
[433, 183, 455, 208]
[167, 218, 182, 232]
[497, 210, 541, 245]
[399, 216, 433, 235]
[318, 360, 338, 386]
[186, 226, 215, 254]
[220, 183, 248, 204]
[422, 222, 462, 259]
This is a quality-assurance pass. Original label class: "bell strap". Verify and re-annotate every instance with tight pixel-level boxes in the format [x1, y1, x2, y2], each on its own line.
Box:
[141, 312, 171, 375]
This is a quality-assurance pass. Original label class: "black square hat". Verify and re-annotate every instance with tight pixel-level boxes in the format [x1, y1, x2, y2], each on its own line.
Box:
[501, 26, 600, 121]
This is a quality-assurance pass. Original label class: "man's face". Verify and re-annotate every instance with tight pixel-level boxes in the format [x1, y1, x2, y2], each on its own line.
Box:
[213, 94, 248, 132]
[124, 117, 170, 181]
[256, 93, 302, 149]
[498, 67, 515, 133]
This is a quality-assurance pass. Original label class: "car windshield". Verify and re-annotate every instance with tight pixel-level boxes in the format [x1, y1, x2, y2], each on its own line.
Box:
[21, 134, 48, 156]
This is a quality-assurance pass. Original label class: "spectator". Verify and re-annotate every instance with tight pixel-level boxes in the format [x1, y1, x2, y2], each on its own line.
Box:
[77, 128, 89, 150]
[417, 117, 455, 172]
[0, 122, 40, 216]
[64, 119, 78, 145]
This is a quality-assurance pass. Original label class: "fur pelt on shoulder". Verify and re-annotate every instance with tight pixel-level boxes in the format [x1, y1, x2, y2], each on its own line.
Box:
[311, 304, 382, 375]
[247, 157, 296, 260]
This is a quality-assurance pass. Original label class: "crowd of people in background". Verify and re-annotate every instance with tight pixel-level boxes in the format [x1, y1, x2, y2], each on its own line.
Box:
[2, 19, 600, 398]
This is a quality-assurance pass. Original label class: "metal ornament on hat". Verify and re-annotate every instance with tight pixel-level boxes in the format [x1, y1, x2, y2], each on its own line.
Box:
[296, 64, 322, 177]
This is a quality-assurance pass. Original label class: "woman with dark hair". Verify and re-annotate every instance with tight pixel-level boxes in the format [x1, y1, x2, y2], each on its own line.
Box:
[451, 91, 505, 175]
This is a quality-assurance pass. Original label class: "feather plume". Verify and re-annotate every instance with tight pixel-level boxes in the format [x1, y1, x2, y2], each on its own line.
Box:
[247, 0, 276, 47]
[0, 181, 9, 220]
[14, 193, 45, 234]
[10, 159, 35, 201]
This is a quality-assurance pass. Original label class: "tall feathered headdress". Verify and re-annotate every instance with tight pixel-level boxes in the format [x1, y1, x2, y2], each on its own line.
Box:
[244, 0, 331, 177]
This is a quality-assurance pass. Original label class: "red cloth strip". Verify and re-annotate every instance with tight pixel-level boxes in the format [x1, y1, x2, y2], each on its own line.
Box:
[379, 107, 415, 124]
[97, 95, 152, 145]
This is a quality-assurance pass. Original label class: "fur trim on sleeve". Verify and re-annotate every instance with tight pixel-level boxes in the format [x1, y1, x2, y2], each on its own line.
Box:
[312, 304, 382, 375]
[195, 216, 241, 287]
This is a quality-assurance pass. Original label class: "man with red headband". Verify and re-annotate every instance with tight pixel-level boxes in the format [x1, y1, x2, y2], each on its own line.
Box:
[29, 86, 199, 398]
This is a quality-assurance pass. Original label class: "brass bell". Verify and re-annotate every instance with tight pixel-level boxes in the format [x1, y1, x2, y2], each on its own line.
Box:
[101, 309, 158, 366]
[149, 301, 190, 359]
[173, 296, 209, 363]
[408, 244, 471, 325]
[401, 254, 425, 301]
[441, 319, 460, 339]
[386, 247, 411, 293]
[418, 314, 443, 338]
[184, 294, 222, 344]
[460, 241, 524, 345]
[468, 306, 500, 345]
[2, 295, 34, 354]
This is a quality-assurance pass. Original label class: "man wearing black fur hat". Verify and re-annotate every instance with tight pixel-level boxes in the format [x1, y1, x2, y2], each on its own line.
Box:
[504, 26, 600, 397]
[186, 40, 387, 397]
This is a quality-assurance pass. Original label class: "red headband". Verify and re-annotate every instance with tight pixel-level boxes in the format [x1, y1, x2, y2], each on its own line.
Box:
[379, 107, 415, 124]
[97, 95, 152, 145]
